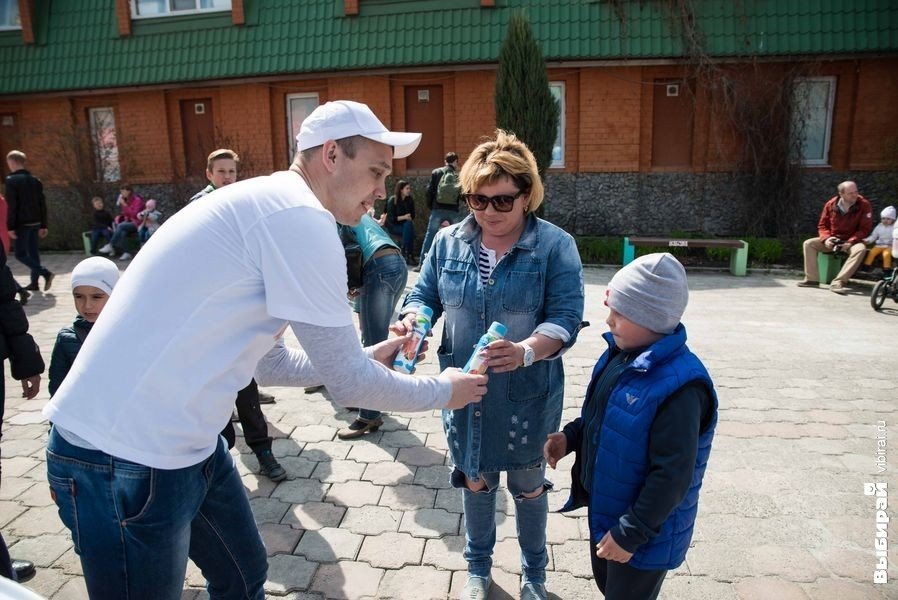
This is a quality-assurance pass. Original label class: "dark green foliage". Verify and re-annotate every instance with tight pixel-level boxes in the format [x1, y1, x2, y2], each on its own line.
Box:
[706, 247, 731, 262]
[575, 236, 623, 264]
[495, 12, 559, 178]
[746, 237, 784, 265]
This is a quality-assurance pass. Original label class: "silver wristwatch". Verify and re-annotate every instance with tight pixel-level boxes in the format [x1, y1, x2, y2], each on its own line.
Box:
[520, 342, 535, 367]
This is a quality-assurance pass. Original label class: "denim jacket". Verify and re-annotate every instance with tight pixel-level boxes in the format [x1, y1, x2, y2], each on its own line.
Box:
[403, 213, 584, 477]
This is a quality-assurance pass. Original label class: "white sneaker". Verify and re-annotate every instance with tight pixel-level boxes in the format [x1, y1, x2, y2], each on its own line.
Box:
[98, 243, 113, 254]
[521, 582, 547, 600]
[460, 575, 490, 600]
[118, 252, 133, 261]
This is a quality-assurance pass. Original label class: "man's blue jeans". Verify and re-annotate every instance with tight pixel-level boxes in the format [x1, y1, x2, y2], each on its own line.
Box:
[13, 225, 49, 286]
[418, 208, 461, 264]
[46, 427, 267, 600]
[451, 465, 553, 584]
[357, 251, 408, 422]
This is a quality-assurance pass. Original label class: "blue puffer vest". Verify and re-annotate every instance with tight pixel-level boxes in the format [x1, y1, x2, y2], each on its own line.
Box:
[564, 325, 717, 570]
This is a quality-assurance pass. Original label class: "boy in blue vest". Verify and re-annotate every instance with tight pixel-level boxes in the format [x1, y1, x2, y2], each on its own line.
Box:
[544, 253, 717, 600]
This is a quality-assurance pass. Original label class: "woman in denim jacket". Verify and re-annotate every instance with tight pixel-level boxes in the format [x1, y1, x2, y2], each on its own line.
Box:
[397, 131, 585, 600]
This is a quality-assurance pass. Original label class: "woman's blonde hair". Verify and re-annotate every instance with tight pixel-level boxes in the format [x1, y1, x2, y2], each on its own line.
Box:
[458, 130, 545, 212]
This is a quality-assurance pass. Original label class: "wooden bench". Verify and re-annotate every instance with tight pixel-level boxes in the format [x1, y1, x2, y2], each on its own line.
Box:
[81, 230, 140, 256]
[622, 237, 749, 276]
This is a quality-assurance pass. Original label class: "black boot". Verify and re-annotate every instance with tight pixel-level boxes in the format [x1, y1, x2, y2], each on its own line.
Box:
[12, 558, 35, 582]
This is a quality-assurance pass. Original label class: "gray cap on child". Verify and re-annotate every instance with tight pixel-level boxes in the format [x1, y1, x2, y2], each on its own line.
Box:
[607, 252, 688, 335]
[70, 257, 120, 296]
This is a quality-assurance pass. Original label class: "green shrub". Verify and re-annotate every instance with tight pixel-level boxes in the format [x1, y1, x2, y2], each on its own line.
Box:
[575, 236, 623, 263]
[706, 247, 731, 262]
[746, 237, 784, 265]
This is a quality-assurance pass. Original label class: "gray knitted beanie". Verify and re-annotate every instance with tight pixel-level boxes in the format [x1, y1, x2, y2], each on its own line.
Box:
[606, 253, 688, 334]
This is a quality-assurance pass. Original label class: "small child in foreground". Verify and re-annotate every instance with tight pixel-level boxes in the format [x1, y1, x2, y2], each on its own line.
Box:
[48, 257, 120, 396]
[544, 252, 718, 600]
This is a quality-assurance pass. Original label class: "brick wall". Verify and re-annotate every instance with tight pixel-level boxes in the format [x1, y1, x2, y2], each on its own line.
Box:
[454, 71, 497, 164]
[220, 84, 275, 176]
[3, 58, 897, 250]
[850, 58, 898, 169]
[578, 67, 642, 172]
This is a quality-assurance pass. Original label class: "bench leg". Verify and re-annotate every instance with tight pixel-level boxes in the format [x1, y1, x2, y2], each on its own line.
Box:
[622, 237, 635, 266]
[729, 242, 748, 276]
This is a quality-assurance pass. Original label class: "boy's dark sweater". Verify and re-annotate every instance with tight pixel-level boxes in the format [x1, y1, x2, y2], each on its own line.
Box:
[92, 209, 113, 229]
[562, 346, 714, 554]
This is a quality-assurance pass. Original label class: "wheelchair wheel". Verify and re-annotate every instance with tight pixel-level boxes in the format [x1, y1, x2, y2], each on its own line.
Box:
[871, 280, 888, 310]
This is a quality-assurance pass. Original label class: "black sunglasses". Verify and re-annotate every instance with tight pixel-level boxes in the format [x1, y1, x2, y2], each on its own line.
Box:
[464, 191, 526, 213]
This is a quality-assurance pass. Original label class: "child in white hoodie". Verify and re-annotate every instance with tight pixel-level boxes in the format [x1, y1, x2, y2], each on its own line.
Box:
[863, 206, 896, 270]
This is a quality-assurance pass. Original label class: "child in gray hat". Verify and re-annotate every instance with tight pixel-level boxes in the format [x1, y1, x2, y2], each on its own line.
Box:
[544, 253, 718, 600]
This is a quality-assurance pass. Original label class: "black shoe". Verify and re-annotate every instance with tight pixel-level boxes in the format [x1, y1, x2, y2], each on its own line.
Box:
[24, 282, 40, 291]
[43, 272, 55, 291]
[337, 418, 384, 440]
[17, 288, 30, 305]
[12, 558, 35, 582]
[412, 265, 421, 273]
[256, 450, 287, 482]
[258, 391, 276, 404]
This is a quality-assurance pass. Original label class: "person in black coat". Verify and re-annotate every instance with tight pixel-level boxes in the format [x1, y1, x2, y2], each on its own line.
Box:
[0, 243, 44, 582]
[4, 150, 53, 292]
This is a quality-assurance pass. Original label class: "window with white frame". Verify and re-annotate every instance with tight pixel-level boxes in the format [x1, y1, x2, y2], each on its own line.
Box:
[88, 108, 121, 182]
[791, 76, 836, 166]
[0, 0, 21, 29]
[286, 93, 320, 162]
[132, 0, 231, 18]
[549, 82, 565, 168]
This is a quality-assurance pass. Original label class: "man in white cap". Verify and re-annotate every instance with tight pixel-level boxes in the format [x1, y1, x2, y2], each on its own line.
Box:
[42, 100, 488, 599]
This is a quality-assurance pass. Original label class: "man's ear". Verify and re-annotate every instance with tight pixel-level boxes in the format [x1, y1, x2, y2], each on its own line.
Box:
[321, 140, 339, 172]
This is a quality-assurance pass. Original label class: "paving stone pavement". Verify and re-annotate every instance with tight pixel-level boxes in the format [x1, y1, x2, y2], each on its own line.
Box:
[1, 253, 896, 599]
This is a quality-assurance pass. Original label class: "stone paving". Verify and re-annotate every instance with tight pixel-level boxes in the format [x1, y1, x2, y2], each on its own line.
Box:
[1, 253, 896, 599]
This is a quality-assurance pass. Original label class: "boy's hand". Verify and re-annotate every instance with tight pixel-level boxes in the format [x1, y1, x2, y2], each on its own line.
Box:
[543, 432, 567, 469]
[595, 531, 633, 564]
[21, 375, 41, 399]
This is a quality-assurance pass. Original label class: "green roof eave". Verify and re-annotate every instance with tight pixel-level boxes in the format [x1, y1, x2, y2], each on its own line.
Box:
[0, 0, 896, 96]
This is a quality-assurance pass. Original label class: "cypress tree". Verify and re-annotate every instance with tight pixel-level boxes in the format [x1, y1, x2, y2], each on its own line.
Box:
[495, 12, 559, 178]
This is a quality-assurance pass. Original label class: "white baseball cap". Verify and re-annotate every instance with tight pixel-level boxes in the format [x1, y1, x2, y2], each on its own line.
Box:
[296, 100, 422, 159]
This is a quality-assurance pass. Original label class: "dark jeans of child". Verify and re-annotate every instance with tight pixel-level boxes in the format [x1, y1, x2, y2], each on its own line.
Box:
[90, 227, 112, 253]
[589, 539, 667, 600]
[220, 379, 273, 455]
